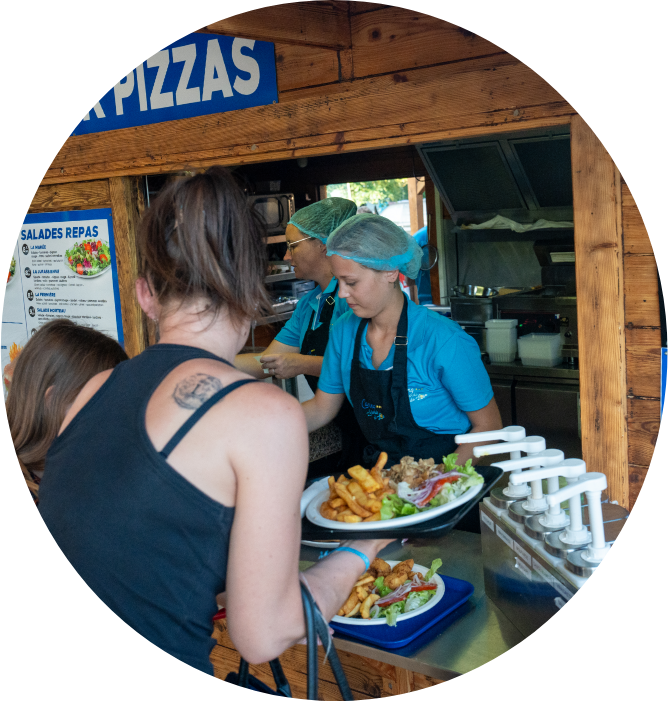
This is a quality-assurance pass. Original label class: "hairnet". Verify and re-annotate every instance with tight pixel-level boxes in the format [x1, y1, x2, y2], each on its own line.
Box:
[326, 213, 423, 279]
[288, 197, 357, 243]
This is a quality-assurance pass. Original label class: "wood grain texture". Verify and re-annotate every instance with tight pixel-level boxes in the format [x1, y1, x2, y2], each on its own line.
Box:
[28, 180, 110, 212]
[44, 57, 572, 184]
[210, 618, 442, 696]
[624, 254, 660, 328]
[203, 2, 352, 49]
[627, 398, 660, 466]
[625, 328, 662, 402]
[274, 42, 340, 92]
[622, 184, 653, 255]
[349, 2, 389, 13]
[571, 115, 628, 507]
[629, 464, 649, 511]
[351, 6, 504, 78]
[108, 177, 146, 358]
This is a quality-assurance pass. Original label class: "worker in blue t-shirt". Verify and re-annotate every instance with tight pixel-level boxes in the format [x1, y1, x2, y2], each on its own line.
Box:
[413, 224, 433, 305]
[235, 197, 368, 469]
[301, 214, 502, 468]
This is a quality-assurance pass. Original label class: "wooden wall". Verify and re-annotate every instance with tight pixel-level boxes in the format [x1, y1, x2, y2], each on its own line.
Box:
[30, 2, 660, 505]
[41, 2, 573, 184]
[622, 184, 661, 509]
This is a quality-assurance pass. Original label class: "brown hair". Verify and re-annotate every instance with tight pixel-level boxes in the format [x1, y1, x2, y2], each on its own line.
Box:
[6, 319, 128, 476]
[137, 166, 273, 324]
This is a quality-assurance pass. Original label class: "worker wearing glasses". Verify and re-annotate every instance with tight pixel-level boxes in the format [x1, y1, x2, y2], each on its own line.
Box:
[236, 197, 368, 470]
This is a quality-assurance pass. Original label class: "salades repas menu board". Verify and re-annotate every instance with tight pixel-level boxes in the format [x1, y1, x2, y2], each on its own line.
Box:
[2, 208, 124, 398]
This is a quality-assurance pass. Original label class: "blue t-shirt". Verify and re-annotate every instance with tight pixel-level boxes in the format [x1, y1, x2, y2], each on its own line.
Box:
[319, 301, 494, 434]
[275, 277, 350, 349]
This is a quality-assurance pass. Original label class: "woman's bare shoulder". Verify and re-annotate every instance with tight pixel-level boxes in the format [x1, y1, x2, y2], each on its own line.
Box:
[58, 369, 115, 435]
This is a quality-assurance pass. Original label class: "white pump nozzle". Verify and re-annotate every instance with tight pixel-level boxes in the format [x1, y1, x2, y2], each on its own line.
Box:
[492, 449, 564, 512]
[472, 435, 546, 458]
[455, 425, 526, 445]
[547, 473, 608, 555]
[510, 457, 585, 526]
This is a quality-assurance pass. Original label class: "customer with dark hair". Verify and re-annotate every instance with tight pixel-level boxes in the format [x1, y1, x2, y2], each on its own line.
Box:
[6, 319, 128, 503]
[38, 166, 391, 674]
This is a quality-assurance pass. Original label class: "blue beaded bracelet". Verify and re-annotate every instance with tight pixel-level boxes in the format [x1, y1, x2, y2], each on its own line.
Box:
[331, 546, 370, 571]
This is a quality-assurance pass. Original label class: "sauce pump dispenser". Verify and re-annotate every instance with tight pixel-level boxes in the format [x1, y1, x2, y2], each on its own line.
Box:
[454, 428, 546, 509]
[543, 472, 595, 559]
[489, 449, 565, 524]
[510, 458, 587, 539]
[545, 473, 611, 576]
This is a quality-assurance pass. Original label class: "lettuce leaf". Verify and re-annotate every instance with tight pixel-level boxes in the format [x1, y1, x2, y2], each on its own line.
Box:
[403, 589, 437, 613]
[425, 558, 442, 581]
[374, 576, 393, 598]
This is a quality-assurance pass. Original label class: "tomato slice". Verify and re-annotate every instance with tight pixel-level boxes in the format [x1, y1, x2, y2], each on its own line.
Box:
[416, 475, 460, 507]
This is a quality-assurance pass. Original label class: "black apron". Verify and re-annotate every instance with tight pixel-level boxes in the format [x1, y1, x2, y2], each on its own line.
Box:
[300, 283, 368, 469]
[350, 297, 480, 532]
[349, 295, 458, 466]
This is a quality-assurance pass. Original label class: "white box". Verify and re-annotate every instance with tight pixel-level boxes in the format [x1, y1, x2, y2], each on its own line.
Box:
[517, 333, 563, 367]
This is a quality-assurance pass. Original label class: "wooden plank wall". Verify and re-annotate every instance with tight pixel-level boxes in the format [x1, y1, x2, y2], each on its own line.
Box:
[622, 184, 661, 510]
[210, 618, 447, 698]
[27, 178, 148, 358]
[42, 3, 574, 184]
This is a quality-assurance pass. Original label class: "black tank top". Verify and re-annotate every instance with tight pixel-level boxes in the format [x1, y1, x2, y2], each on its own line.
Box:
[38, 344, 253, 674]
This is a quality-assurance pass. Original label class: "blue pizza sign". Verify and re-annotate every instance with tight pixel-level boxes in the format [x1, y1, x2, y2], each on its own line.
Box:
[73, 33, 277, 135]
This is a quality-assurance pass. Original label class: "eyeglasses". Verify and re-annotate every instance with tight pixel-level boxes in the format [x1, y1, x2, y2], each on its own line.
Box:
[285, 235, 314, 253]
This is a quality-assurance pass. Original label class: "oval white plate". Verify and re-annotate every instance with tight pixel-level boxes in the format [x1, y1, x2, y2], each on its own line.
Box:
[331, 561, 444, 626]
[305, 480, 483, 531]
[64, 252, 111, 279]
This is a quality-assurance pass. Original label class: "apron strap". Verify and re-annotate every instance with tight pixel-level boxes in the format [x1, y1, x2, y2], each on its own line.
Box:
[389, 295, 409, 434]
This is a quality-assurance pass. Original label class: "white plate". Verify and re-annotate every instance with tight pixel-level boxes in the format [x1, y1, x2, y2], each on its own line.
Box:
[64, 252, 111, 278]
[305, 480, 483, 531]
[300, 540, 341, 549]
[331, 561, 444, 626]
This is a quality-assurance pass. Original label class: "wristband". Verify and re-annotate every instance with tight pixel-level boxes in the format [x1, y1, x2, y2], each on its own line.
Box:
[332, 546, 370, 571]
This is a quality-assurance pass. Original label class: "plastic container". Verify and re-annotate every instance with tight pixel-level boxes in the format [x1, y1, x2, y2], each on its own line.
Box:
[485, 319, 518, 362]
[517, 333, 564, 367]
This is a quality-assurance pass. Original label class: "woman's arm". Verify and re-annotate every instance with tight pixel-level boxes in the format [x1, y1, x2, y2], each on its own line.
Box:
[259, 352, 323, 380]
[454, 397, 503, 465]
[300, 389, 345, 432]
[224, 384, 389, 664]
[234, 339, 297, 378]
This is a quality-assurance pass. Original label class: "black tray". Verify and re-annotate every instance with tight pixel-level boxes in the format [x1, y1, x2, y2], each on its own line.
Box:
[300, 465, 503, 540]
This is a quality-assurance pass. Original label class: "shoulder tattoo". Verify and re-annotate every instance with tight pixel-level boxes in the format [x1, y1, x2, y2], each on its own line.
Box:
[173, 373, 223, 410]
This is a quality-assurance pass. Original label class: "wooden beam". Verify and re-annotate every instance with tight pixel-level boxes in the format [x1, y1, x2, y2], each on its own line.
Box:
[571, 115, 628, 506]
[627, 397, 659, 466]
[624, 254, 660, 328]
[202, 2, 352, 50]
[274, 43, 341, 93]
[622, 184, 654, 255]
[43, 57, 572, 184]
[29, 180, 110, 212]
[351, 7, 504, 79]
[407, 177, 424, 234]
[108, 177, 146, 358]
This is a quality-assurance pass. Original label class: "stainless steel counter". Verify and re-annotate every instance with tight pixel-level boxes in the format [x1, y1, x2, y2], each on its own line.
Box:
[300, 530, 525, 681]
[485, 358, 579, 381]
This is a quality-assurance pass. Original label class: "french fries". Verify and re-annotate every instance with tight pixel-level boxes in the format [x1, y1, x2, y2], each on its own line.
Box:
[319, 458, 395, 524]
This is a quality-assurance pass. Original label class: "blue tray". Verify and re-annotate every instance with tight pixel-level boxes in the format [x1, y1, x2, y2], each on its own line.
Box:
[330, 575, 474, 649]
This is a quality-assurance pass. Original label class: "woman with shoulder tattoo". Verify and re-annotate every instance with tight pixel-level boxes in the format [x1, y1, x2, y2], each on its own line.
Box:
[38, 167, 392, 673]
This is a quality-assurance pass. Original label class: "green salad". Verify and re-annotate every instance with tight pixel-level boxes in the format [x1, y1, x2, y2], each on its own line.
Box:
[7, 257, 15, 284]
[380, 454, 483, 520]
[371, 559, 442, 626]
[66, 239, 111, 276]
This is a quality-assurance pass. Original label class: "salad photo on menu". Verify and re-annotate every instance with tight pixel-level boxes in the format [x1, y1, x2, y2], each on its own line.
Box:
[65, 239, 112, 277]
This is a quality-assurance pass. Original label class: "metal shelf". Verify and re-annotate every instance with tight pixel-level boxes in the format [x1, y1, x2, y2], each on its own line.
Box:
[264, 271, 296, 283]
[253, 310, 294, 327]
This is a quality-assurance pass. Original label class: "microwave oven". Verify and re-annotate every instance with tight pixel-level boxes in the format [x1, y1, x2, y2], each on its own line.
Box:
[247, 193, 295, 233]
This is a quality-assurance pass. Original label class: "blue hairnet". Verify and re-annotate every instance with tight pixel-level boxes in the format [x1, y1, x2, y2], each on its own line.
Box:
[326, 214, 423, 279]
[288, 197, 357, 243]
